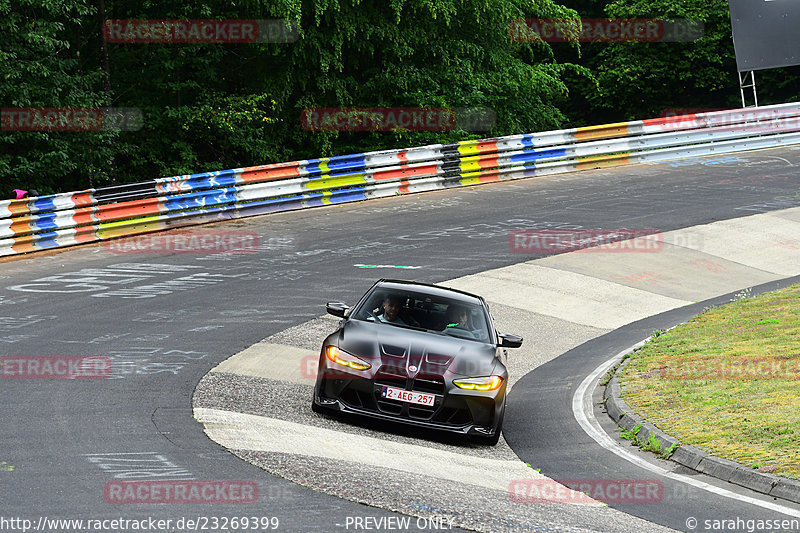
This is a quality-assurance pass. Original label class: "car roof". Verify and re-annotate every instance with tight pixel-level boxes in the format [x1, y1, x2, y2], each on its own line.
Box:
[374, 279, 486, 305]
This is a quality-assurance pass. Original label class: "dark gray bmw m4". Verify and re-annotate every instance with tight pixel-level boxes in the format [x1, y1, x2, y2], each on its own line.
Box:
[312, 279, 523, 445]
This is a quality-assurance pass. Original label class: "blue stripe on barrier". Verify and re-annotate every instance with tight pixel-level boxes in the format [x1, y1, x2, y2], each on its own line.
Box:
[32, 213, 60, 232]
[155, 170, 240, 194]
[305, 154, 368, 175]
[519, 134, 537, 148]
[509, 148, 566, 164]
[156, 169, 238, 184]
[33, 231, 59, 249]
[163, 188, 239, 211]
[180, 174, 239, 191]
[328, 190, 368, 204]
[161, 203, 234, 220]
[31, 197, 57, 213]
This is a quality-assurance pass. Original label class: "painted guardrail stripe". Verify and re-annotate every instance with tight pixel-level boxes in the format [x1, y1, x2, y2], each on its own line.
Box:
[3, 103, 800, 257]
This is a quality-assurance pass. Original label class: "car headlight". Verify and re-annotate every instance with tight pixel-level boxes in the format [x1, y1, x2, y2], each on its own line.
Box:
[453, 375, 503, 391]
[325, 346, 371, 371]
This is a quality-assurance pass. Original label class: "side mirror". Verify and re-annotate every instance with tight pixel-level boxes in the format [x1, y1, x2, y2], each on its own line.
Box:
[498, 333, 523, 348]
[326, 302, 350, 318]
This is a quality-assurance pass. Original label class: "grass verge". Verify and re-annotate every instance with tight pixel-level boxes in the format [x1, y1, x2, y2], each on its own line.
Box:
[619, 283, 800, 479]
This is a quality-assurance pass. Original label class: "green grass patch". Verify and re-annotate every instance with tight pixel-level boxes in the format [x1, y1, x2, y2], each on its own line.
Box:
[619, 283, 800, 479]
[620, 422, 642, 441]
[642, 433, 663, 454]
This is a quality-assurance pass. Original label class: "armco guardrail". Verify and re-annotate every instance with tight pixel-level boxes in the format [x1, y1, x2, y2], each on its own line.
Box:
[3, 103, 800, 257]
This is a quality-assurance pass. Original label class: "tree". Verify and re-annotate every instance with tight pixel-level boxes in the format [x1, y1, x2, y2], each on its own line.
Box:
[0, 0, 116, 194]
[571, 0, 800, 122]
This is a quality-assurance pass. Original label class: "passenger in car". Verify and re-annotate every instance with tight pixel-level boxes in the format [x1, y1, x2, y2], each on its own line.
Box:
[441, 304, 469, 330]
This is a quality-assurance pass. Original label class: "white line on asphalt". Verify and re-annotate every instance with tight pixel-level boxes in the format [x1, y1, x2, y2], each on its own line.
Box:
[572, 342, 800, 518]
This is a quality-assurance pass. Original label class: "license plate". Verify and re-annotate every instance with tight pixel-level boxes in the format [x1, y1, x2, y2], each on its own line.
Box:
[381, 385, 435, 407]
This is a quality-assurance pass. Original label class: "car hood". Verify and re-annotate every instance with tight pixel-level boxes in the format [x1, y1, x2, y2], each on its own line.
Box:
[335, 319, 500, 377]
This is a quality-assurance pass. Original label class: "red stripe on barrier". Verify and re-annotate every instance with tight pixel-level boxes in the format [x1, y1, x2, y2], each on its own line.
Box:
[373, 164, 438, 181]
[641, 114, 699, 127]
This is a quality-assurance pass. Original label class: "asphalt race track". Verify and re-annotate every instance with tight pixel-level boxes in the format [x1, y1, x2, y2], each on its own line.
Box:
[505, 277, 800, 532]
[2, 146, 800, 532]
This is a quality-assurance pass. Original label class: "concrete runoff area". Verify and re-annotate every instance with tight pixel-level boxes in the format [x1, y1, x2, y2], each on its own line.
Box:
[193, 205, 800, 532]
[440, 263, 690, 329]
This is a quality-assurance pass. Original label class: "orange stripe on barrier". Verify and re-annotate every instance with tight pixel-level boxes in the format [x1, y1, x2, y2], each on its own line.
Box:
[7, 200, 30, 217]
[95, 198, 162, 222]
[71, 191, 95, 208]
[576, 153, 630, 170]
[74, 225, 98, 243]
[239, 163, 303, 183]
[469, 141, 500, 155]
[473, 155, 500, 169]
[373, 164, 438, 181]
[9, 218, 33, 236]
[574, 123, 629, 142]
[72, 210, 97, 228]
[476, 172, 502, 183]
[398, 180, 411, 194]
[11, 236, 36, 254]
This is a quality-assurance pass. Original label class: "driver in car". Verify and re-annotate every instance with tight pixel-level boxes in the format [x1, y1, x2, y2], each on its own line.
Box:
[377, 295, 419, 326]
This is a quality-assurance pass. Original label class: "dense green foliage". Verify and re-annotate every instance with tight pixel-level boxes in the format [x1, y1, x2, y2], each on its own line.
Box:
[561, 0, 800, 123]
[1, 0, 798, 194]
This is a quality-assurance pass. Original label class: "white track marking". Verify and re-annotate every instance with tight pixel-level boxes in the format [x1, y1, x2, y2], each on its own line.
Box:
[572, 345, 800, 518]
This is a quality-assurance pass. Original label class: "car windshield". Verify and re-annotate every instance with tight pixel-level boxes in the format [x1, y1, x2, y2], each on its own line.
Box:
[352, 288, 492, 343]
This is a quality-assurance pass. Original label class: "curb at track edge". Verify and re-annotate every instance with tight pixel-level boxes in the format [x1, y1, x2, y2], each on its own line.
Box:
[599, 283, 800, 506]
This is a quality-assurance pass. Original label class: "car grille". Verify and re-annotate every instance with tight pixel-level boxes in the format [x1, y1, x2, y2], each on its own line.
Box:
[374, 368, 407, 389]
[413, 374, 445, 395]
[374, 367, 445, 395]
[363, 365, 470, 426]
